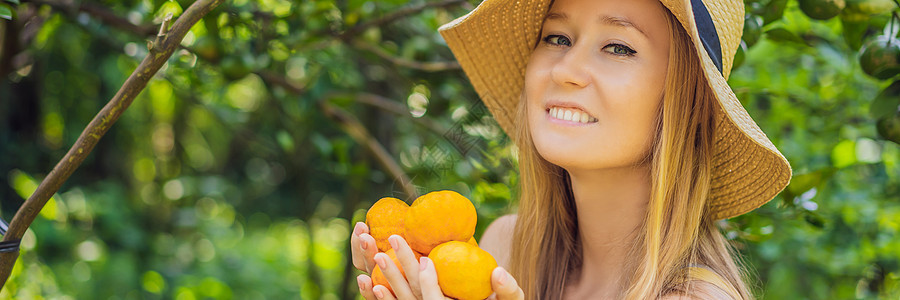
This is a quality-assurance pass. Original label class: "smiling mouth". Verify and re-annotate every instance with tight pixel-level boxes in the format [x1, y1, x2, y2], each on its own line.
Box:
[547, 107, 598, 124]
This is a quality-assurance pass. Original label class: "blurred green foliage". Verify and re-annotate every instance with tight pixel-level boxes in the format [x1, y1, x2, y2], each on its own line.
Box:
[0, 0, 898, 299]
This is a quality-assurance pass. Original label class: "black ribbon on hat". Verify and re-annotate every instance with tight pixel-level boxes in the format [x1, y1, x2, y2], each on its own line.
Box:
[0, 217, 20, 253]
[691, 0, 724, 74]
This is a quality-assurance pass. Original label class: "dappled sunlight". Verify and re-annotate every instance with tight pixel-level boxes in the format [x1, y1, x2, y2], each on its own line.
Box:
[0, 0, 898, 298]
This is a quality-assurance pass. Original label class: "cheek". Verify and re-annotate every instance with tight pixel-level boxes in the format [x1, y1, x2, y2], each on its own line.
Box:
[573, 75, 663, 166]
[524, 58, 546, 100]
[524, 60, 549, 119]
[604, 77, 663, 148]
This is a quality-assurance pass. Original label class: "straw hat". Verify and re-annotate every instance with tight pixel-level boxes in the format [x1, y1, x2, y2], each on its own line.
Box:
[438, 0, 792, 220]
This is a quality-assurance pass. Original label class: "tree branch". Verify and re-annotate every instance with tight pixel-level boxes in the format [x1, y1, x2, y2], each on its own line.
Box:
[33, 0, 460, 73]
[258, 71, 454, 145]
[28, 0, 435, 203]
[320, 101, 419, 200]
[28, 0, 426, 201]
[254, 72, 418, 199]
[28, 0, 158, 36]
[337, 0, 467, 40]
[0, 4, 44, 80]
[355, 93, 451, 136]
[352, 40, 460, 72]
[255, 70, 306, 94]
[0, 0, 224, 289]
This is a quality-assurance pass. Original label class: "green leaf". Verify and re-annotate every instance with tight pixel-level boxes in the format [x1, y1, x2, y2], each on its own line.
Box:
[765, 28, 808, 45]
[743, 15, 764, 47]
[840, 13, 869, 51]
[787, 168, 836, 196]
[141, 271, 166, 294]
[832, 139, 858, 168]
[804, 211, 826, 229]
[761, 0, 788, 25]
[845, 0, 897, 15]
[155, 1, 183, 20]
[10, 169, 38, 200]
[0, 4, 12, 20]
[870, 80, 900, 119]
[5, 0, 19, 5]
[733, 41, 748, 70]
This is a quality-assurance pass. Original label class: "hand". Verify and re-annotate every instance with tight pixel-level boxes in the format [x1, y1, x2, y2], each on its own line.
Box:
[418, 257, 525, 300]
[355, 233, 525, 300]
[485, 267, 525, 300]
[351, 222, 378, 274]
[358, 234, 434, 299]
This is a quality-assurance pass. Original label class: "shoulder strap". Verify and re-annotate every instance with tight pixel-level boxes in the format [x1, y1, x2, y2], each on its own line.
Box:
[682, 266, 743, 300]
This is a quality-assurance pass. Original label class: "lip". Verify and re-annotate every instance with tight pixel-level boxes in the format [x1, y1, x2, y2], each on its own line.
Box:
[544, 100, 598, 125]
[544, 101, 597, 118]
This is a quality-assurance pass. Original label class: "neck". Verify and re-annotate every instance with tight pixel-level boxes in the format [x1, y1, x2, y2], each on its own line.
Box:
[565, 163, 651, 298]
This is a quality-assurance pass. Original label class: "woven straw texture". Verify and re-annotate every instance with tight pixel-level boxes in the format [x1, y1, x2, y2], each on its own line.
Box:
[439, 0, 792, 220]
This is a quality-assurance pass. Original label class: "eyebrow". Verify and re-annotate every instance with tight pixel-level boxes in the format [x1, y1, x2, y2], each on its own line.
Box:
[544, 12, 649, 38]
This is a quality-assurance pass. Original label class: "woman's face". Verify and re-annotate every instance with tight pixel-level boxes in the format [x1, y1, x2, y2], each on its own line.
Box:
[525, 0, 671, 172]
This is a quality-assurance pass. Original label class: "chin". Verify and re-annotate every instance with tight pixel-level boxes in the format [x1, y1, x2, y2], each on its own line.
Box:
[532, 133, 595, 169]
[532, 132, 649, 171]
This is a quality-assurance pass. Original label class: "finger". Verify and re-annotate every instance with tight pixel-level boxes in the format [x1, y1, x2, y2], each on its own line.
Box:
[358, 274, 378, 300]
[375, 252, 416, 299]
[351, 222, 369, 272]
[418, 257, 449, 300]
[389, 235, 422, 297]
[359, 233, 378, 274]
[491, 267, 524, 300]
[373, 285, 398, 300]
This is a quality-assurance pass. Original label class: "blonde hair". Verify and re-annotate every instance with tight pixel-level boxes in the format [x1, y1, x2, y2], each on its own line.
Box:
[507, 8, 753, 300]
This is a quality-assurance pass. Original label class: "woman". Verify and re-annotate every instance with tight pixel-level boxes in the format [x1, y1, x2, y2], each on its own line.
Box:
[351, 0, 792, 298]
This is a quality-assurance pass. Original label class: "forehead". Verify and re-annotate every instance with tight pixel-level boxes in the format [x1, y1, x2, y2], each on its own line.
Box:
[544, 0, 670, 37]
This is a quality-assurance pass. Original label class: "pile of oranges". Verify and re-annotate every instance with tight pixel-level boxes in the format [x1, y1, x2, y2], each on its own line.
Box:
[365, 190, 497, 300]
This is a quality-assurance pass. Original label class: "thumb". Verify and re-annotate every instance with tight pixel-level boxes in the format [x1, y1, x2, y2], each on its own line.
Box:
[491, 267, 524, 300]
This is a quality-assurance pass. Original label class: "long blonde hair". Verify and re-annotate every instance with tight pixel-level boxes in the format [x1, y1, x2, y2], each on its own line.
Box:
[507, 8, 753, 300]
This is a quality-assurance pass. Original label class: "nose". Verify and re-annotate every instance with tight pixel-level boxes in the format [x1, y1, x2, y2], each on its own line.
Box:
[550, 44, 592, 88]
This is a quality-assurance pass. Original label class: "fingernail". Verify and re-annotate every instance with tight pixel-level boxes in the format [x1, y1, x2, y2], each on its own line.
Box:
[419, 257, 427, 271]
[354, 222, 365, 235]
[373, 287, 384, 299]
[376, 255, 386, 269]
[357, 276, 365, 291]
[497, 267, 508, 286]
[389, 235, 398, 250]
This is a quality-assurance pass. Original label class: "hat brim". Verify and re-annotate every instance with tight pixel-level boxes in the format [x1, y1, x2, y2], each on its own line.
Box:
[439, 0, 792, 220]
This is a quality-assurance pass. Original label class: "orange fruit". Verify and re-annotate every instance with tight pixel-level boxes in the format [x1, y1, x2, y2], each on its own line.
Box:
[404, 190, 477, 254]
[430, 241, 498, 300]
[366, 197, 409, 252]
[467, 236, 478, 247]
[371, 249, 422, 295]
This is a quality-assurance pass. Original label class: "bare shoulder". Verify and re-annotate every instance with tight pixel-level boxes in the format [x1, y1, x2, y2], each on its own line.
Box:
[660, 281, 737, 300]
[479, 214, 517, 268]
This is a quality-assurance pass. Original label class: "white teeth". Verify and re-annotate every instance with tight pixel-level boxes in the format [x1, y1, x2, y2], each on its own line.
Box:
[548, 107, 597, 124]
